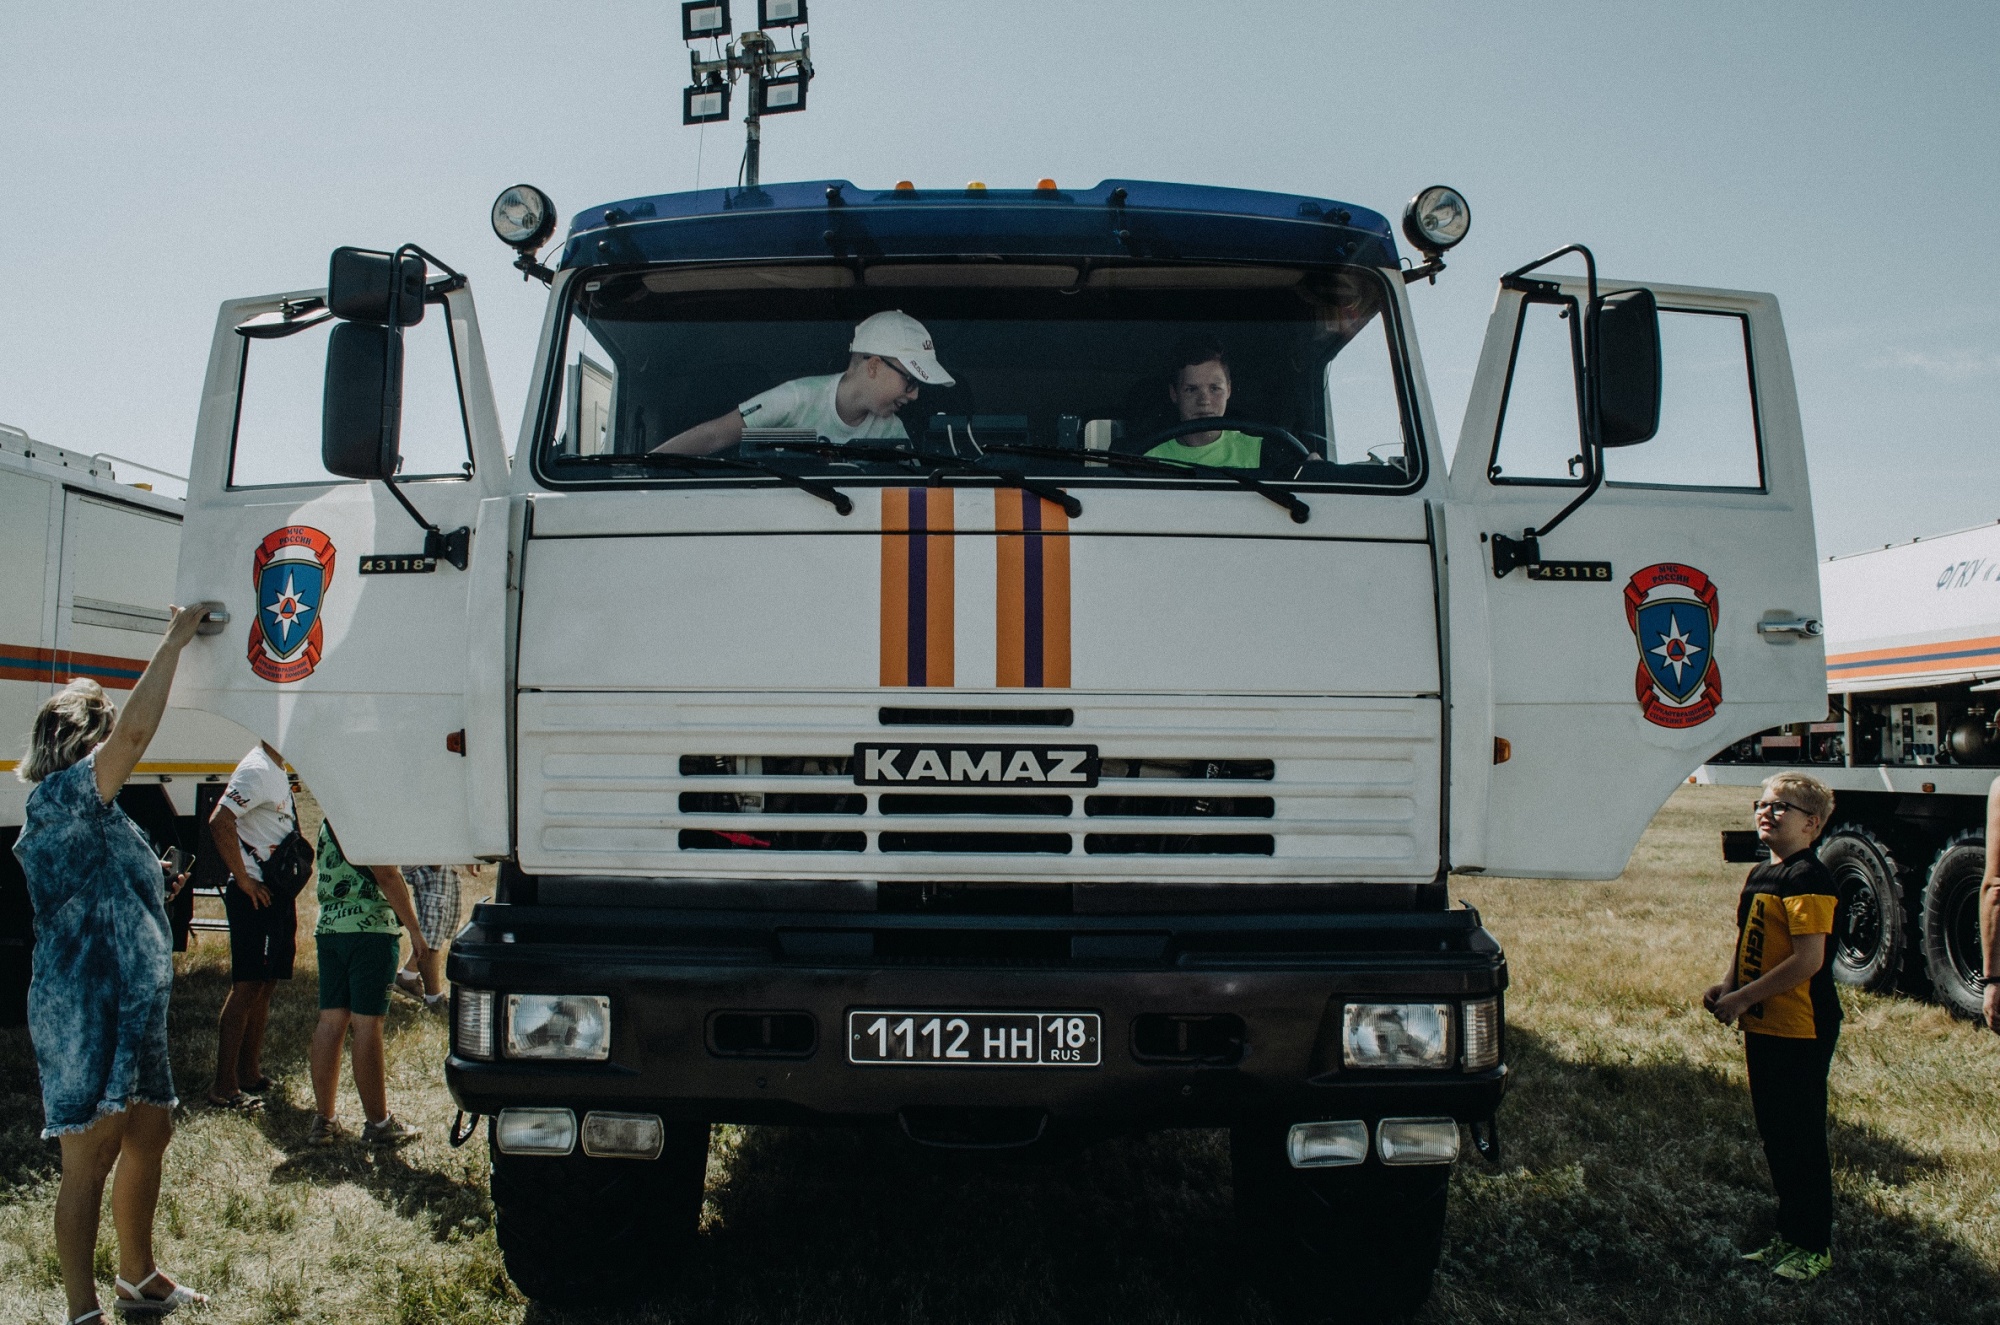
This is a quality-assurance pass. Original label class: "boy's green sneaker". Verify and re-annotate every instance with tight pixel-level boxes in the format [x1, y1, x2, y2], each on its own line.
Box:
[1771, 1247, 1832, 1282]
[1740, 1235, 1797, 1264]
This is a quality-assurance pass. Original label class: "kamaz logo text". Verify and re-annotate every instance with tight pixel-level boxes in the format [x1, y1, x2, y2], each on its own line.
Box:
[852, 743, 1099, 787]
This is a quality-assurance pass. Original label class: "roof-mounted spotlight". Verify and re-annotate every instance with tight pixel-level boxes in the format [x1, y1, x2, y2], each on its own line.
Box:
[1401, 185, 1470, 284]
[683, 79, 732, 124]
[754, 70, 807, 114]
[757, 0, 806, 26]
[682, 0, 732, 41]
[491, 184, 559, 283]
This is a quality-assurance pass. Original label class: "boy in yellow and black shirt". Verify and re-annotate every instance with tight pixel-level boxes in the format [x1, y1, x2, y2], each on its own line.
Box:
[1704, 772, 1841, 1282]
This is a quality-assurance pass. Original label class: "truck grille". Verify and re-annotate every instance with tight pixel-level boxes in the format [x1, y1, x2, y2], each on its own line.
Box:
[520, 692, 1440, 883]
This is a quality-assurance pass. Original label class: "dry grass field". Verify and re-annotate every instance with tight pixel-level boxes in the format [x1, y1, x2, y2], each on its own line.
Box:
[5, 785, 2000, 1324]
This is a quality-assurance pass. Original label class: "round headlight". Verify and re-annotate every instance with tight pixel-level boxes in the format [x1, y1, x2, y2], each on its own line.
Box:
[1402, 185, 1471, 254]
[491, 184, 557, 252]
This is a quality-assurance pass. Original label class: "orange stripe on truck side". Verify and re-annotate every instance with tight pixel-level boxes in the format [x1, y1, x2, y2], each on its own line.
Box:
[995, 492, 1071, 688]
[1826, 633, 2000, 679]
[0, 643, 148, 691]
[880, 488, 954, 687]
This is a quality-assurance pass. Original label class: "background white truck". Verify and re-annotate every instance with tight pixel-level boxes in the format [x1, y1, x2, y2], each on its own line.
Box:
[1700, 520, 2000, 1018]
[0, 423, 254, 1024]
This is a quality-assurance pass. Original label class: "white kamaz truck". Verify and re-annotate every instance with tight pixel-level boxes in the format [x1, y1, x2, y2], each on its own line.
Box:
[1700, 520, 2000, 1020]
[0, 423, 252, 1023]
[167, 178, 1824, 1316]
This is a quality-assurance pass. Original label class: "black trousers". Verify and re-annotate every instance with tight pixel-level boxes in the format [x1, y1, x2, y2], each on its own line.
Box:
[1744, 1028, 1839, 1253]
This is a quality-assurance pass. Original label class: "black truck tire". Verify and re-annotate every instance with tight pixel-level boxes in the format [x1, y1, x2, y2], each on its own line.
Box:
[489, 1122, 711, 1303]
[1231, 1122, 1449, 1322]
[1920, 832, 1986, 1020]
[1817, 825, 1906, 992]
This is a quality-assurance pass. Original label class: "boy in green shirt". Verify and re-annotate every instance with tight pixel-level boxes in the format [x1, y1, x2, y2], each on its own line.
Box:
[1147, 336, 1263, 469]
[308, 821, 430, 1146]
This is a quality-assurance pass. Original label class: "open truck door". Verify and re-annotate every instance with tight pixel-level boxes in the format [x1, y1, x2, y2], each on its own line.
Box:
[1446, 261, 1824, 877]
[171, 254, 513, 864]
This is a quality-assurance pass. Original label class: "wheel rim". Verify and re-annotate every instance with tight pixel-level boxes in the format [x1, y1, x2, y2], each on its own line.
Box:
[1832, 860, 1884, 970]
[1946, 869, 1983, 991]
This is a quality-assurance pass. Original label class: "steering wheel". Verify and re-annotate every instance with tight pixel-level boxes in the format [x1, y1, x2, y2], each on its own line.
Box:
[1132, 417, 1315, 471]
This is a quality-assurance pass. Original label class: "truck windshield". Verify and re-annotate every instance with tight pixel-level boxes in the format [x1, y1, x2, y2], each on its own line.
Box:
[535, 264, 1418, 490]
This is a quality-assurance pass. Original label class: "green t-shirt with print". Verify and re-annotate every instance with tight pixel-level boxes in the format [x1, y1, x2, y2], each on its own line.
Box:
[1145, 429, 1263, 469]
[313, 822, 401, 936]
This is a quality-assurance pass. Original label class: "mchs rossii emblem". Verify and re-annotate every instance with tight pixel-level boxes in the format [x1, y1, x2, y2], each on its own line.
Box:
[1624, 562, 1721, 728]
[249, 526, 335, 683]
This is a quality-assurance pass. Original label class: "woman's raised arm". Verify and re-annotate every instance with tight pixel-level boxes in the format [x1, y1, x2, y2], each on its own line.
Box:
[94, 603, 222, 802]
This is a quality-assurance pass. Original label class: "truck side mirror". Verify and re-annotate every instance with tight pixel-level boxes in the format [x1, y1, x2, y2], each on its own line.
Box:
[321, 246, 427, 481]
[322, 321, 404, 480]
[1588, 287, 1662, 448]
[327, 247, 427, 326]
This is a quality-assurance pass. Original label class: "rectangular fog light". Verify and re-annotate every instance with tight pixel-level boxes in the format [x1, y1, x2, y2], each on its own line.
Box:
[494, 1107, 577, 1156]
[1377, 1116, 1461, 1166]
[582, 1111, 665, 1160]
[453, 988, 494, 1061]
[1287, 1120, 1368, 1168]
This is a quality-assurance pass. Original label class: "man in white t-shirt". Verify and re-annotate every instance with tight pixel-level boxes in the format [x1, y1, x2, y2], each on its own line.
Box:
[206, 742, 297, 1110]
[650, 310, 955, 456]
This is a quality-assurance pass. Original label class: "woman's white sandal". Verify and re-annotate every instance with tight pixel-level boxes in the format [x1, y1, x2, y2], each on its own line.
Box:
[65, 1309, 106, 1325]
[111, 1268, 207, 1316]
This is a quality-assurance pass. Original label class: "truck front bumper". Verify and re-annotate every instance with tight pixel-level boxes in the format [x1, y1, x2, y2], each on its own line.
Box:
[443, 900, 1508, 1131]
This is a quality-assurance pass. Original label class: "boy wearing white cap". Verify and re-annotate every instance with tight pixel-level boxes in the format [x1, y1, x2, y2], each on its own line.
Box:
[652, 310, 954, 456]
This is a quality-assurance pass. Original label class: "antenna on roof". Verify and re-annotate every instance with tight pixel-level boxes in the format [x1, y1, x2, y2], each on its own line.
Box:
[680, 1, 813, 192]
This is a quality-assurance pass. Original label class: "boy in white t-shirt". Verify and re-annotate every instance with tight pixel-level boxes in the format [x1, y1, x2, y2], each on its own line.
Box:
[205, 742, 297, 1110]
[650, 310, 954, 456]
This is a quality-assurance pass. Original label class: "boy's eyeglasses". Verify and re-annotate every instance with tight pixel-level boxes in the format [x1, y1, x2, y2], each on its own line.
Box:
[1752, 798, 1812, 817]
[877, 357, 919, 392]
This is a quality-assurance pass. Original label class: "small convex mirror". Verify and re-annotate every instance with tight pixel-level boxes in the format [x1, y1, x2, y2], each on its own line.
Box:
[327, 247, 427, 326]
[1589, 287, 1662, 448]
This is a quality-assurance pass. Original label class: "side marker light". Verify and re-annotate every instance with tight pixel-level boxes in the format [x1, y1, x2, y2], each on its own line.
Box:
[1493, 737, 1511, 764]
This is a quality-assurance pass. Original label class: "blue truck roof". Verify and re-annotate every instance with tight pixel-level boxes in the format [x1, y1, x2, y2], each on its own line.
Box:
[559, 179, 1399, 272]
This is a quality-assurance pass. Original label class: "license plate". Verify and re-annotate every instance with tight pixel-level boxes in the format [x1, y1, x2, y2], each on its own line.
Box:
[852, 743, 1099, 788]
[847, 1010, 1102, 1067]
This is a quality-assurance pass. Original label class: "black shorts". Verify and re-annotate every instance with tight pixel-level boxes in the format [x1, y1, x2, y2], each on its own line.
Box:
[222, 883, 297, 982]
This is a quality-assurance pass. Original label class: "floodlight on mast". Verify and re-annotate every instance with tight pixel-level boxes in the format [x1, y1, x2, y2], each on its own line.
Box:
[679, 0, 813, 189]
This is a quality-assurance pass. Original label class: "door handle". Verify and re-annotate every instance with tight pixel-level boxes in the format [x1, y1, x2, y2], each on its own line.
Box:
[195, 606, 231, 636]
[1756, 616, 1822, 638]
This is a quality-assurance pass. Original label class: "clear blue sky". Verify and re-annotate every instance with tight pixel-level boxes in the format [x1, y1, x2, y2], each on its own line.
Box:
[3, 1, 1993, 556]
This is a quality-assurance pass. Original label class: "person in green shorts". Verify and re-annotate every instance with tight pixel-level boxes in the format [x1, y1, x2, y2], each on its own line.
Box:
[1147, 336, 1263, 469]
[307, 821, 429, 1147]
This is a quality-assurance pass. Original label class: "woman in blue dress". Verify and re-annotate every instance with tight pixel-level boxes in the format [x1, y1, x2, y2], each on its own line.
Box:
[14, 601, 218, 1324]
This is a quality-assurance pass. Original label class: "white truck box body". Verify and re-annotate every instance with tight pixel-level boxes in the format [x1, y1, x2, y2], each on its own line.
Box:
[0, 423, 254, 825]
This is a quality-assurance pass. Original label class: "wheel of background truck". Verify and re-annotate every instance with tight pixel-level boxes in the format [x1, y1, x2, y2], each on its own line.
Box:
[1817, 825, 1905, 992]
[1230, 1122, 1449, 1322]
[488, 1121, 711, 1303]
[1920, 832, 1986, 1020]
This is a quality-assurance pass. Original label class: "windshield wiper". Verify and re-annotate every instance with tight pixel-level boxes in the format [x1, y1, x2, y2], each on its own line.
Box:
[760, 439, 1084, 518]
[974, 443, 1310, 524]
[592, 451, 853, 515]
